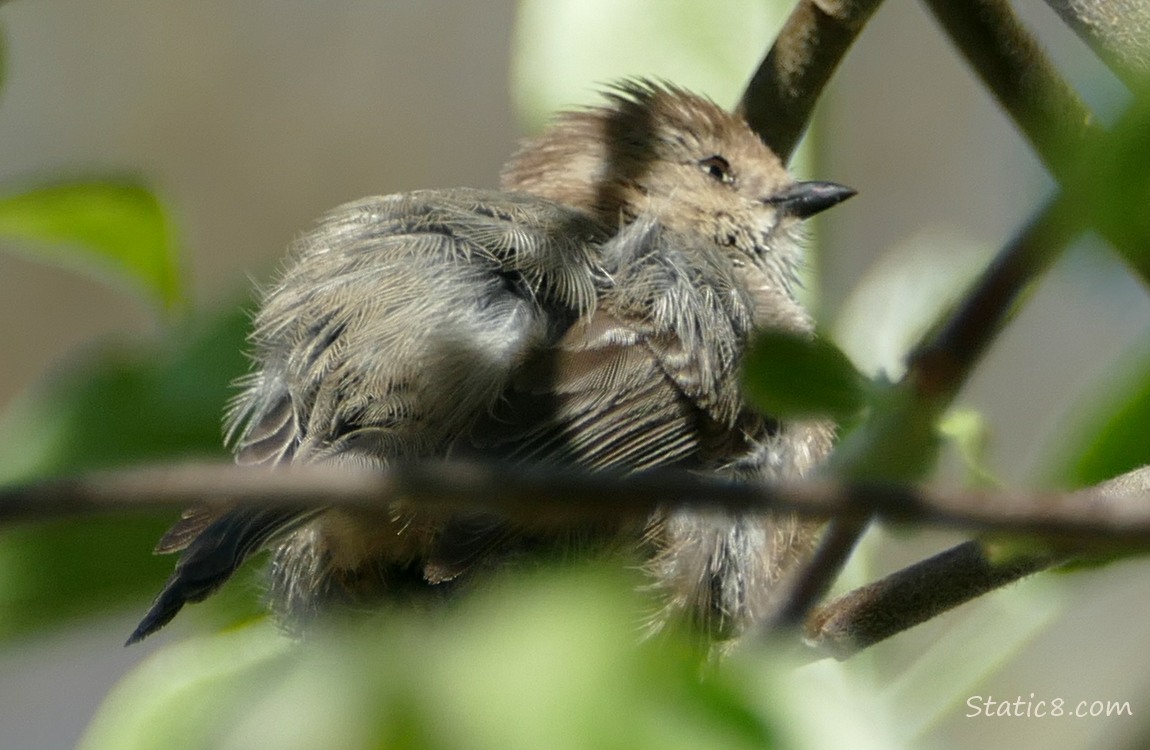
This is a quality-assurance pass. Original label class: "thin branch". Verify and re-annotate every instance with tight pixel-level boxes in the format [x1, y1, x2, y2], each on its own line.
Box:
[737, 0, 885, 161]
[6, 461, 1150, 660]
[907, 194, 1078, 402]
[4, 461, 1150, 544]
[769, 517, 868, 628]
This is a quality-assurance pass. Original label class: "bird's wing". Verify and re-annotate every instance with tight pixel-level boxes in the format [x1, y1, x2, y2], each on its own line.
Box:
[472, 217, 758, 472]
[132, 189, 606, 642]
[425, 219, 764, 580]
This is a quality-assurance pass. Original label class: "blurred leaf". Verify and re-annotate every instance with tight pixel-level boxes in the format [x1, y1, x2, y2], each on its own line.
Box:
[1041, 339, 1150, 488]
[833, 231, 994, 380]
[511, 0, 791, 127]
[80, 620, 292, 750]
[743, 329, 868, 421]
[0, 304, 258, 640]
[1076, 90, 1150, 284]
[82, 567, 791, 750]
[0, 180, 183, 313]
[938, 408, 999, 487]
[0, 515, 172, 641]
[829, 382, 942, 482]
[0, 305, 250, 484]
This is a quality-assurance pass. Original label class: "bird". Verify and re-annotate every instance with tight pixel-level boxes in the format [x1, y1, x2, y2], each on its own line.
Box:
[127, 79, 853, 647]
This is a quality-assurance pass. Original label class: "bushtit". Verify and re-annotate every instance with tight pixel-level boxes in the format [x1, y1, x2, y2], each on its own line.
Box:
[128, 80, 852, 646]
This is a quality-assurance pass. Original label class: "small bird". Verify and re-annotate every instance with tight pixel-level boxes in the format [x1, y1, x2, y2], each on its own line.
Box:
[128, 79, 853, 646]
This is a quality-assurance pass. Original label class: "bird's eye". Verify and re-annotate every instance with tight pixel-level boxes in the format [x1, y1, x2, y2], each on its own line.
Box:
[699, 155, 734, 185]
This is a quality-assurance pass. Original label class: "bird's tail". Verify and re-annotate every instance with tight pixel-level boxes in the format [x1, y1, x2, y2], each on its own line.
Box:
[126, 506, 321, 645]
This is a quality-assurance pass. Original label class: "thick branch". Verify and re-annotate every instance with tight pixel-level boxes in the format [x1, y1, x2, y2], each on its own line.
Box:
[923, 0, 1101, 182]
[804, 541, 1064, 660]
[1043, 0, 1150, 85]
[802, 466, 1150, 659]
[737, 0, 884, 161]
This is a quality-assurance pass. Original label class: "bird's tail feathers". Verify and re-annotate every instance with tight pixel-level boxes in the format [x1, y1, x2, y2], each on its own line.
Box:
[127, 506, 322, 645]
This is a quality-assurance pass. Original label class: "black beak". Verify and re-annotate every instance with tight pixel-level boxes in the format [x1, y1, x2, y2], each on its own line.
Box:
[764, 181, 856, 219]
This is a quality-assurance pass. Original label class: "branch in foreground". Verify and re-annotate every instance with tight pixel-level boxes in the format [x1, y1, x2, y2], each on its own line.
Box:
[4, 462, 1150, 658]
[737, 0, 884, 161]
[4, 461, 1150, 544]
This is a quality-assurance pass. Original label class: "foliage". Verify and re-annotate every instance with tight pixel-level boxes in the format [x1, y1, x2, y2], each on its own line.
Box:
[0, 2, 1148, 750]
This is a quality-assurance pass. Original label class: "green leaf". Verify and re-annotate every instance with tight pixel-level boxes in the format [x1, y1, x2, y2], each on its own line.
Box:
[511, 0, 792, 128]
[828, 381, 942, 482]
[0, 305, 257, 640]
[1040, 339, 1150, 488]
[742, 330, 868, 421]
[0, 515, 173, 641]
[938, 407, 999, 487]
[80, 621, 292, 750]
[0, 305, 250, 484]
[0, 180, 183, 313]
[82, 567, 789, 750]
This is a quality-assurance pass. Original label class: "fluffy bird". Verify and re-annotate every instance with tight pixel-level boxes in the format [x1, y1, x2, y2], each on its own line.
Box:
[129, 80, 853, 646]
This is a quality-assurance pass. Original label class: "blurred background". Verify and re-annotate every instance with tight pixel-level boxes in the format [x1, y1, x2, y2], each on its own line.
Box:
[0, 1, 1148, 748]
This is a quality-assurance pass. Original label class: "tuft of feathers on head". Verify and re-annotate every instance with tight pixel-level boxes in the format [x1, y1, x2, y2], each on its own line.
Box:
[501, 78, 783, 222]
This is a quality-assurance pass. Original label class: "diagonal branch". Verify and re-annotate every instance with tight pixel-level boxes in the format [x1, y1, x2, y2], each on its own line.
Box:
[803, 540, 1066, 661]
[803, 466, 1150, 659]
[922, 0, 1101, 182]
[737, 0, 885, 161]
[1042, 0, 1150, 86]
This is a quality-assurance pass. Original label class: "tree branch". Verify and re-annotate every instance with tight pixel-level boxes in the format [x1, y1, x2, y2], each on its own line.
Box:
[803, 540, 1065, 660]
[802, 466, 1150, 659]
[5, 461, 1150, 659]
[907, 194, 1077, 403]
[922, 0, 1101, 182]
[737, 0, 885, 161]
[4, 461, 1150, 545]
[1042, 0, 1150, 85]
